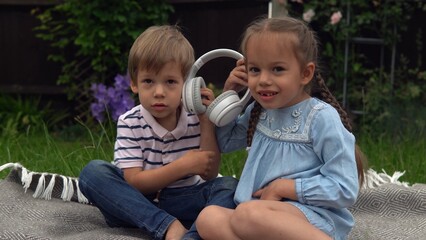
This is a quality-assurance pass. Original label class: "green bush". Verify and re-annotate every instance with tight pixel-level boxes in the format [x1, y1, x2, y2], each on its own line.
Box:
[284, 0, 426, 135]
[32, 0, 173, 117]
[0, 94, 69, 136]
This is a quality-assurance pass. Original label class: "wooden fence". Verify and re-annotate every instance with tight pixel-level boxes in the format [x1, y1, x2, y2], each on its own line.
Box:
[0, 0, 269, 95]
[1, 0, 424, 97]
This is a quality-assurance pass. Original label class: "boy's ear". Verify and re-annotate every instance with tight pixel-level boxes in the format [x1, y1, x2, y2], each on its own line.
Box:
[301, 62, 315, 85]
[130, 80, 138, 94]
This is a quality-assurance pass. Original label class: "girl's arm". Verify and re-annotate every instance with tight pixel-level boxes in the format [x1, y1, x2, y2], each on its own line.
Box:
[295, 107, 359, 208]
[253, 107, 359, 207]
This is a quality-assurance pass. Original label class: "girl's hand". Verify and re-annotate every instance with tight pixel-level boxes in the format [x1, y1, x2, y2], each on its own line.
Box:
[223, 58, 247, 92]
[252, 178, 297, 201]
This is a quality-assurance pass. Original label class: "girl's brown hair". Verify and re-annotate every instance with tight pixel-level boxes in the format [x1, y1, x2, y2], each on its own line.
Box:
[243, 16, 366, 186]
[128, 25, 194, 84]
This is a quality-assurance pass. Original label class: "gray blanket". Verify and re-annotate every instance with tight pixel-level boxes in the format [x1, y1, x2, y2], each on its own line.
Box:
[0, 165, 425, 240]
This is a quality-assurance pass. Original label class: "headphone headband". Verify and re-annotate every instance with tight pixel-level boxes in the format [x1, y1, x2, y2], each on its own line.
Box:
[182, 48, 251, 127]
[186, 49, 244, 82]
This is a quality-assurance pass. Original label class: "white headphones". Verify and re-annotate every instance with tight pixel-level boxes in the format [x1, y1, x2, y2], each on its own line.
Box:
[182, 48, 251, 127]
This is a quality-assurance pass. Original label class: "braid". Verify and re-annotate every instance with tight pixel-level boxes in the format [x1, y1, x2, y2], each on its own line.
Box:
[310, 72, 367, 186]
[311, 73, 352, 132]
[247, 102, 262, 147]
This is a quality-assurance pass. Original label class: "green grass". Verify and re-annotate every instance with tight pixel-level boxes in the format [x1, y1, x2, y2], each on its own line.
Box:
[0, 123, 114, 179]
[1, 123, 425, 185]
[357, 131, 426, 184]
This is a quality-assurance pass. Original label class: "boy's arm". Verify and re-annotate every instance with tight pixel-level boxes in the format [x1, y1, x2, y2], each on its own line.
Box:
[198, 113, 221, 180]
[123, 148, 215, 194]
[198, 88, 221, 180]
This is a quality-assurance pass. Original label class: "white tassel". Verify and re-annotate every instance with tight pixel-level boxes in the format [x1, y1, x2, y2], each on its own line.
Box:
[41, 174, 56, 200]
[0, 162, 90, 204]
[0, 162, 21, 172]
[60, 175, 70, 201]
[75, 179, 89, 204]
[33, 173, 46, 198]
[64, 176, 75, 202]
[60, 175, 74, 202]
[22, 171, 34, 193]
[363, 168, 409, 189]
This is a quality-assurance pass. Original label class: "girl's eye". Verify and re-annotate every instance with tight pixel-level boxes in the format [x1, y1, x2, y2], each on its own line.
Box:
[248, 67, 260, 73]
[273, 66, 285, 73]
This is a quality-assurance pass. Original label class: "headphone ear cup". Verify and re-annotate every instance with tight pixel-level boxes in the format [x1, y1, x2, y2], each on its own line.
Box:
[190, 77, 207, 114]
[206, 90, 241, 126]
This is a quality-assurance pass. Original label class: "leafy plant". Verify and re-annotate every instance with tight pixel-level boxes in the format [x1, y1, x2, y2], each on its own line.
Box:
[31, 0, 173, 118]
[283, 0, 426, 136]
[0, 94, 69, 137]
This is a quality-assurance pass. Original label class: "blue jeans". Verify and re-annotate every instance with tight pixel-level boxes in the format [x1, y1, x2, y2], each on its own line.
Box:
[78, 160, 238, 240]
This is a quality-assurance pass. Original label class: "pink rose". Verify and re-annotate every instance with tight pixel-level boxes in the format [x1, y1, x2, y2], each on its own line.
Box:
[303, 9, 315, 23]
[330, 11, 342, 25]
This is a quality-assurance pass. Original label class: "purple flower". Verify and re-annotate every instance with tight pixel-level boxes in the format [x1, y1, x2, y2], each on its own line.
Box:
[90, 73, 135, 122]
[114, 72, 131, 91]
[90, 102, 106, 122]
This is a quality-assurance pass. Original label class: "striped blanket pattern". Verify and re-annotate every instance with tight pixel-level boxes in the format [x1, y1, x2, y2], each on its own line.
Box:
[0, 163, 425, 240]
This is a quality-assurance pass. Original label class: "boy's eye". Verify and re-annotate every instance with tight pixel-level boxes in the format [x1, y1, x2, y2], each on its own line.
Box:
[142, 79, 153, 84]
[167, 79, 178, 85]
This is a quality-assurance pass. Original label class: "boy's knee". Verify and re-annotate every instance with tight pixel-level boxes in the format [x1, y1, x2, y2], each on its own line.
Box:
[79, 160, 112, 183]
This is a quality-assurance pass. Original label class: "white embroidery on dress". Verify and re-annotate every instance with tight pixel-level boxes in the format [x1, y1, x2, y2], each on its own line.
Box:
[282, 108, 302, 134]
[256, 102, 325, 143]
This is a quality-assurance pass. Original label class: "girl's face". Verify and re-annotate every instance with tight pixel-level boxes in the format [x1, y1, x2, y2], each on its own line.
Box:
[245, 33, 314, 109]
[131, 61, 184, 130]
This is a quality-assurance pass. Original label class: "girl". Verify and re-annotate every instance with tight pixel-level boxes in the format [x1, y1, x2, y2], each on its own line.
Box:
[196, 16, 365, 240]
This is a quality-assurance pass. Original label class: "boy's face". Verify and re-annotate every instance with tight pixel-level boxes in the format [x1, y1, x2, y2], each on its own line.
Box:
[131, 61, 184, 128]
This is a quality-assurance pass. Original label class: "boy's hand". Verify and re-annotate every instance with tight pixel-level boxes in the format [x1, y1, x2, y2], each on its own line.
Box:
[223, 58, 247, 92]
[181, 149, 216, 180]
[198, 87, 215, 122]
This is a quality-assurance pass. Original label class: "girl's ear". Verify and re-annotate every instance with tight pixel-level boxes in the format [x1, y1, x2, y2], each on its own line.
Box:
[130, 80, 138, 94]
[301, 62, 315, 85]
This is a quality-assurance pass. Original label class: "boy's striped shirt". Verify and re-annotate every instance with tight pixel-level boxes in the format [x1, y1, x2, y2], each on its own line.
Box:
[114, 105, 204, 188]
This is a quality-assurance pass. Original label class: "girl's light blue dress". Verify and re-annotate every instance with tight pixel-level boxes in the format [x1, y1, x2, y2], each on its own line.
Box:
[217, 97, 359, 239]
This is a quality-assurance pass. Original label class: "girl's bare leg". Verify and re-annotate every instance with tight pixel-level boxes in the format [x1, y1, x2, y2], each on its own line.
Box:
[230, 200, 332, 240]
[196, 205, 242, 240]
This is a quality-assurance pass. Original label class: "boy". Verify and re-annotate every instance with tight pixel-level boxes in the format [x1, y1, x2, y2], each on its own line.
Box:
[79, 25, 238, 240]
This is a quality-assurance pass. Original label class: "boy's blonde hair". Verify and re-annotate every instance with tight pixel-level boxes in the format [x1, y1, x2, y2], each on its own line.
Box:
[128, 25, 194, 84]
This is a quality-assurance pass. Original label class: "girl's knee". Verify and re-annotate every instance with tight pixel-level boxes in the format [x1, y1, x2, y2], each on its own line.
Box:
[231, 201, 265, 232]
[197, 205, 221, 225]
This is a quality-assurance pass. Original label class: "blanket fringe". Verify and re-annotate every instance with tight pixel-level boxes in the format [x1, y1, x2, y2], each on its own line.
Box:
[362, 168, 409, 189]
[0, 162, 89, 204]
[0, 162, 410, 201]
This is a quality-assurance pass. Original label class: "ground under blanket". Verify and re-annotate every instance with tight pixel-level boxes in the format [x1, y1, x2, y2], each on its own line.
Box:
[0, 163, 425, 240]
